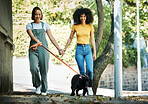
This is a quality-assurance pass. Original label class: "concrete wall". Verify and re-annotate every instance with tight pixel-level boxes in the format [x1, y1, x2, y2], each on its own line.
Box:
[0, 0, 13, 93]
[99, 64, 148, 91]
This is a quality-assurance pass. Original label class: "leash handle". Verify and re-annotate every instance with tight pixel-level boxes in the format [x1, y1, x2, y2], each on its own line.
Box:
[29, 42, 42, 51]
[41, 45, 79, 74]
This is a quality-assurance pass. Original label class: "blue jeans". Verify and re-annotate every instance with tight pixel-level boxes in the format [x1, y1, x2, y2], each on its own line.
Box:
[75, 44, 93, 80]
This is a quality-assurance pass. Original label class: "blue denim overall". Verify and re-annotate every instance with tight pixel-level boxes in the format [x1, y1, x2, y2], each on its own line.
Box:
[29, 22, 49, 93]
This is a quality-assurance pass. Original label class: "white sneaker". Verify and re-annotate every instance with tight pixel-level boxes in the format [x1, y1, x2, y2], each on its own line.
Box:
[35, 85, 41, 95]
[41, 92, 47, 95]
[87, 87, 93, 95]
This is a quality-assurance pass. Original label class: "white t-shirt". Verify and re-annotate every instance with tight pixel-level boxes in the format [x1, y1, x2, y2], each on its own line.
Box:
[26, 22, 50, 31]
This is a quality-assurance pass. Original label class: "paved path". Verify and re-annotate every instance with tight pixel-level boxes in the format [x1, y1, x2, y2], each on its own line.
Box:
[0, 57, 147, 103]
[13, 57, 148, 97]
[13, 56, 75, 94]
[13, 56, 116, 97]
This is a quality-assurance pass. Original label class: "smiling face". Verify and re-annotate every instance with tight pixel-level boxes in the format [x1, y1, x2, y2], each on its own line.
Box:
[80, 14, 86, 24]
[34, 10, 42, 23]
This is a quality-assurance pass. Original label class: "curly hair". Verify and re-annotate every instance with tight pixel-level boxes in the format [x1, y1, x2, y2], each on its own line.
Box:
[73, 7, 94, 24]
[31, 7, 43, 20]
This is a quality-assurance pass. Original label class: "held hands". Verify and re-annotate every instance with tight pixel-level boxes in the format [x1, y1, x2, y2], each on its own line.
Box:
[58, 49, 65, 55]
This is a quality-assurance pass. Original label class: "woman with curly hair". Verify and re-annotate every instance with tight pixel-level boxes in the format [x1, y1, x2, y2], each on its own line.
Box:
[63, 7, 96, 95]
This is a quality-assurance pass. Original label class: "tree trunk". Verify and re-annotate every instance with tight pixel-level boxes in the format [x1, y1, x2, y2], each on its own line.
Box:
[95, 0, 104, 54]
[93, 12, 114, 94]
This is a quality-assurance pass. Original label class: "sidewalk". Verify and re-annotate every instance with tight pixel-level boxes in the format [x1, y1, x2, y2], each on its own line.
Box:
[13, 57, 148, 97]
[0, 57, 147, 103]
[13, 56, 75, 94]
[13, 56, 115, 97]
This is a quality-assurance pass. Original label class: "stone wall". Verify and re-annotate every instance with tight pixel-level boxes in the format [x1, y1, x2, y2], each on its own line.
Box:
[0, 0, 13, 93]
[99, 64, 148, 91]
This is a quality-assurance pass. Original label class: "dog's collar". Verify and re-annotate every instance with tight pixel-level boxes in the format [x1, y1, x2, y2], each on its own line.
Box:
[79, 75, 85, 79]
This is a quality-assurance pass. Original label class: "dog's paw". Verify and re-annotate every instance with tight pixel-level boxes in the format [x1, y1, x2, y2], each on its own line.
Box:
[70, 94, 75, 96]
[76, 94, 80, 96]
[70, 93, 75, 96]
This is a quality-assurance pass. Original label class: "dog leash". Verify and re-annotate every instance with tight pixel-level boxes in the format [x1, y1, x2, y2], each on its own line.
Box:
[29, 43, 79, 74]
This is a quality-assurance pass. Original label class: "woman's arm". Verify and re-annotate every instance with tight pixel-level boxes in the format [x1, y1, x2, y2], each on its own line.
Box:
[64, 31, 75, 52]
[90, 32, 96, 61]
[46, 29, 61, 50]
[27, 29, 40, 43]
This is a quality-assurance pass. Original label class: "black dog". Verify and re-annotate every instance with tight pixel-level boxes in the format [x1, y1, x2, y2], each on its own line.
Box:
[70, 74, 90, 96]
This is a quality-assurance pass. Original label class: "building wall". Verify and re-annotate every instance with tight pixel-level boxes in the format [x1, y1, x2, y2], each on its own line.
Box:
[99, 64, 148, 91]
[0, 0, 13, 93]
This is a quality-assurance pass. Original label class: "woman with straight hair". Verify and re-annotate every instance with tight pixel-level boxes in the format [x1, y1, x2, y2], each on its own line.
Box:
[26, 7, 62, 95]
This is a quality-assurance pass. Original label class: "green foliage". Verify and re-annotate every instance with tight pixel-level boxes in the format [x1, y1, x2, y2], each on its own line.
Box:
[122, 46, 137, 67]
[13, 25, 30, 57]
[12, 0, 148, 66]
[12, 0, 95, 64]
[122, 1, 148, 67]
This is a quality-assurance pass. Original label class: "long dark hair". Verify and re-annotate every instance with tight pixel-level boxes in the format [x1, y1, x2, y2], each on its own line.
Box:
[31, 7, 43, 20]
[73, 7, 94, 24]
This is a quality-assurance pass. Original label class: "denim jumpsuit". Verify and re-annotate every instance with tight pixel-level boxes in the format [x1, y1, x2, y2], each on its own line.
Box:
[29, 22, 49, 93]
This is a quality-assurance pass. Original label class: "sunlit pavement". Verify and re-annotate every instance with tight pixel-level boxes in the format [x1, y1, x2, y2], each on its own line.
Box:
[13, 57, 148, 97]
[13, 56, 115, 97]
